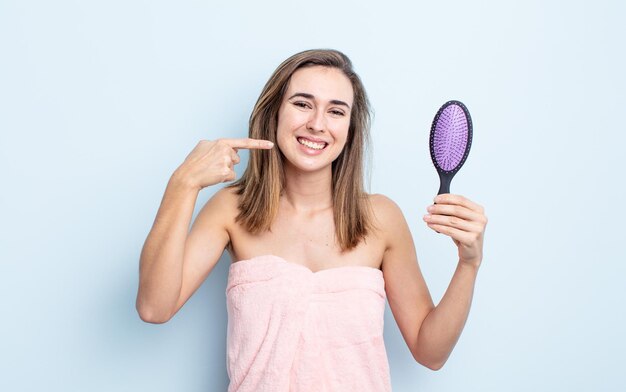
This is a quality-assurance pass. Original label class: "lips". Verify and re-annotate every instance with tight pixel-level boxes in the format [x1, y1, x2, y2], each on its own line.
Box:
[297, 136, 328, 150]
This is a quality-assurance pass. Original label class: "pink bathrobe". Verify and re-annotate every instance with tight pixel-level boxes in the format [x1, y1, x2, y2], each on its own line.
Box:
[226, 255, 392, 391]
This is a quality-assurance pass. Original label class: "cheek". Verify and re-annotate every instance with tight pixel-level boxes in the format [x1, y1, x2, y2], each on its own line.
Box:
[275, 111, 289, 143]
[275, 120, 297, 154]
[277, 109, 303, 136]
[276, 119, 293, 143]
[333, 122, 350, 147]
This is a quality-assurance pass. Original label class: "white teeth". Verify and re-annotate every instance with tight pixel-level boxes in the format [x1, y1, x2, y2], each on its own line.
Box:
[297, 137, 326, 150]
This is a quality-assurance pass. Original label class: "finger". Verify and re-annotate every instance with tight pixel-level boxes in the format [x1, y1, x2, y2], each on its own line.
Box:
[222, 168, 236, 182]
[426, 222, 475, 244]
[423, 213, 478, 232]
[434, 193, 483, 213]
[231, 151, 240, 164]
[426, 203, 483, 222]
[223, 154, 234, 168]
[221, 138, 274, 150]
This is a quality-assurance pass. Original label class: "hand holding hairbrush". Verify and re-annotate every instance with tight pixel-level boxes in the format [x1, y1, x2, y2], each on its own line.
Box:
[423, 100, 486, 267]
[426, 100, 474, 235]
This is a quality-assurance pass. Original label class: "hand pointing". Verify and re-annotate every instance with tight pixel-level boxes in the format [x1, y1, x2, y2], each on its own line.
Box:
[175, 138, 274, 190]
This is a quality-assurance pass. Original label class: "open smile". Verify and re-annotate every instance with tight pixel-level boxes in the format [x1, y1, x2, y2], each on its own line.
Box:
[297, 137, 328, 150]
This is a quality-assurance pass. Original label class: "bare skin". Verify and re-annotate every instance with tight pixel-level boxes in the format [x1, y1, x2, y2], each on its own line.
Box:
[136, 66, 488, 371]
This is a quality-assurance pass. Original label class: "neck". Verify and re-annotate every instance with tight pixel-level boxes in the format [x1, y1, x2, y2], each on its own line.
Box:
[282, 164, 333, 212]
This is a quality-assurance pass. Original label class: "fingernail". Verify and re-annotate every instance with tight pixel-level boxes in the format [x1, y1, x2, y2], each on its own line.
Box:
[267, 141, 274, 147]
[427, 205, 434, 212]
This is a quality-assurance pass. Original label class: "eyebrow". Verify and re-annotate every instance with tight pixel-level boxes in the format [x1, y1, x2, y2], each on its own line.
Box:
[288, 92, 351, 109]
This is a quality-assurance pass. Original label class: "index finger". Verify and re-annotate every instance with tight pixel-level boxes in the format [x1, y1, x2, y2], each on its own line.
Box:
[221, 138, 274, 150]
[434, 194, 483, 212]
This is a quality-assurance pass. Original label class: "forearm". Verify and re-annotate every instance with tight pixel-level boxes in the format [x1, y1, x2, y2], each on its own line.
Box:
[136, 170, 200, 322]
[414, 260, 480, 369]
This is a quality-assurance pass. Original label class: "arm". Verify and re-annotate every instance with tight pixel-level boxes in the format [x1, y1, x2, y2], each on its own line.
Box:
[411, 258, 479, 370]
[377, 193, 487, 370]
[135, 177, 231, 324]
[416, 194, 487, 368]
[136, 138, 273, 323]
[136, 171, 200, 324]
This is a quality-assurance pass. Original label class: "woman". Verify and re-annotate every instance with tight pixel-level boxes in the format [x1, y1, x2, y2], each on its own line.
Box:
[136, 49, 488, 391]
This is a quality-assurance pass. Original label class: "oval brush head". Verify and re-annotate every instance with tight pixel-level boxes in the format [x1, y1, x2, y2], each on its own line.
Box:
[429, 100, 473, 195]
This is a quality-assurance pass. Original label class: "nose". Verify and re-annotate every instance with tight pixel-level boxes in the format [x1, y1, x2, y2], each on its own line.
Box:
[306, 109, 326, 132]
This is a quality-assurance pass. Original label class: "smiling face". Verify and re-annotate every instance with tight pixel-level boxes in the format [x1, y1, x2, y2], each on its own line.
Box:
[276, 65, 354, 173]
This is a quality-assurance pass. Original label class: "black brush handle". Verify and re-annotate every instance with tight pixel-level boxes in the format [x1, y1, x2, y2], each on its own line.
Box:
[434, 170, 456, 234]
[437, 170, 455, 195]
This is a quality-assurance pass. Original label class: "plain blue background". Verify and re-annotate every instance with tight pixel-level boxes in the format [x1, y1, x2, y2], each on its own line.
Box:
[1, 0, 625, 391]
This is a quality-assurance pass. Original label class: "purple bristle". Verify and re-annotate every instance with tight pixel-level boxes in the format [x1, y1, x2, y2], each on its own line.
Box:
[433, 104, 469, 171]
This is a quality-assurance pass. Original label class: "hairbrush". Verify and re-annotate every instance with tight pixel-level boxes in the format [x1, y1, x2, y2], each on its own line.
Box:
[429, 100, 473, 196]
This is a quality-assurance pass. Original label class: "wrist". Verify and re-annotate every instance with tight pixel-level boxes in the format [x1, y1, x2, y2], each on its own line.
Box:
[459, 258, 481, 271]
[170, 167, 202, 193]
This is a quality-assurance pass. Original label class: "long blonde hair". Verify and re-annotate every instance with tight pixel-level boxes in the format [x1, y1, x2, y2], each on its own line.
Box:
[229, 49, 373, 251]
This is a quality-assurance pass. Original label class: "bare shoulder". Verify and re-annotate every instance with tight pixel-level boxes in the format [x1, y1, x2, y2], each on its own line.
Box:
[194, 186, 240, 231]
[208, 185, 240, 210]
[367, 193, 406, 227]
[367, 193, 411, 250]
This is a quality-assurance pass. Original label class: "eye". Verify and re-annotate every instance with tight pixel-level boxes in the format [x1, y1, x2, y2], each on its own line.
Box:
[329, 109, 345, 116]
[293, 101, 311, 109]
